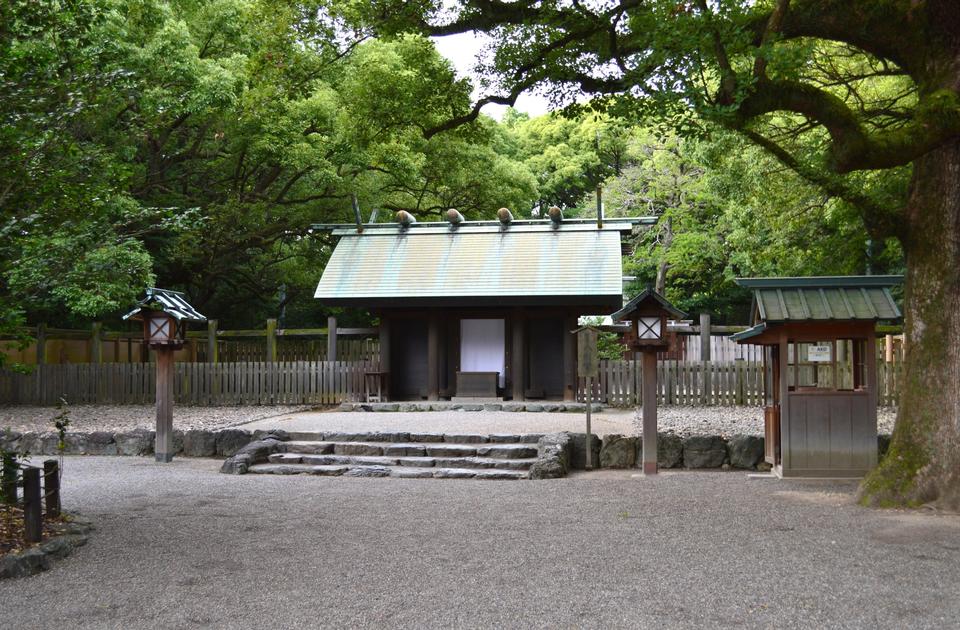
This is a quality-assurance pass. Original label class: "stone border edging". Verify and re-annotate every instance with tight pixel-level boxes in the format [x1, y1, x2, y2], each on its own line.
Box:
[337, 402, 603, 413]
[1, 429, 894, 474]
[0, 515, 93, 580]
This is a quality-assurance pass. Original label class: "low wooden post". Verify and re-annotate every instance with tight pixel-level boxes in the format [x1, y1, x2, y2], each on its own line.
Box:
[155, 348, 175, 462]
[23, 467, 42, 543]
[327, 316, 338, 362]
[43, 460, 60, 518]
[885, 334, 894, 363]
[266, 318, 278, 362]
[641, 348, 658, 475]
[1, 453, 17, 504]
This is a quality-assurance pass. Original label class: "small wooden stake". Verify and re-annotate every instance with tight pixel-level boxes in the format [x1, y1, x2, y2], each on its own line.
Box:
[43, 460, 60, 518]
[23, 467, 42, 543]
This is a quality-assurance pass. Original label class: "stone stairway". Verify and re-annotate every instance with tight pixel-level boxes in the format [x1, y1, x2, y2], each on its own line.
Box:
[245, 432, 543, 480]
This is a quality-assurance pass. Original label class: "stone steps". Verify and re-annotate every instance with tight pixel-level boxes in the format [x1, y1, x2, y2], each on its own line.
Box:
[248, 463, 527, 480]
[268, 452, 537, 470]
[242, 434, 544, 480]
[282, 440, 538, 460]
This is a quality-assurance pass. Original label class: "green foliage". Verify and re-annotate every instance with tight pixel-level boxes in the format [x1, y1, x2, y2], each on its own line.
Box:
[0, 0, 540, 329]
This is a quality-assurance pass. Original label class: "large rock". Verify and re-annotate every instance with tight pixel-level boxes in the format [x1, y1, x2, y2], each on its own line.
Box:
[655, 432, 683, 468]
[220, 454, 252, 474]
[215, 429, 251, 457]
[528, 459, 565, 479]
[115, 430, 154, 456]
[682, 435, 728, 469]
[0, 430, 22, 452]
[84, 431, 118, 456]
[600, 435, 638, 469]
[728, 434, 764, 469]
[537, 433, 573, 473]
[569, 433, 601, 470]
[182, 430, 218, 457]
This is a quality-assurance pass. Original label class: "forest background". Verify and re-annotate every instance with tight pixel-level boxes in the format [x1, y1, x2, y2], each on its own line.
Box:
[0, 0, 905, 337]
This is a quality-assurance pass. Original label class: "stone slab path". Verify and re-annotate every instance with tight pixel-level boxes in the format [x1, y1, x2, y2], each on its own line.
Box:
[1, 457, 956, 628]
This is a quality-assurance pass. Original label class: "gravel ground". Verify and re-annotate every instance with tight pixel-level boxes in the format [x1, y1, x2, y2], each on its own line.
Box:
[0, 404, 898, 437]
[245, 406, 899, 438]
[0, 405, 310, 434]
[0, 457, 956, 629]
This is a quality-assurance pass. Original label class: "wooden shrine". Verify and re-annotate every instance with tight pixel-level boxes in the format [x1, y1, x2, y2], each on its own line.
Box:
[731, 276, 902, 478]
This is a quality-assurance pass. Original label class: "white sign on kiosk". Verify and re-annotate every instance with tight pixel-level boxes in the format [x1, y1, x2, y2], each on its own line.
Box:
[808, 344, 832, 362]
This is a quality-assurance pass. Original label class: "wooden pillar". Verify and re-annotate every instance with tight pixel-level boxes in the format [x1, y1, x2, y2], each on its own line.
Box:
[91, 322, 103, 364]
[865, 331, 879, 467]
[379, 316, 391, 400]
[265, 318, 278, 362]
[511, 310, 526, 401]
[327, 316, 338, 362]
[562, 315, 577, 401]
[155, 348, 175, 462]
[207, 319, 218, 364]
[777, 334, 790, 473]
[427, 313, 440, 401]
[641, 348, 658, 475]
[884, 334, 894, 363]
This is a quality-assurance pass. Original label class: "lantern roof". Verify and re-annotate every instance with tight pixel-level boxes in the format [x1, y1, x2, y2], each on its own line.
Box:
[122, 288, 207, 323]
[610, 286, 687, 322]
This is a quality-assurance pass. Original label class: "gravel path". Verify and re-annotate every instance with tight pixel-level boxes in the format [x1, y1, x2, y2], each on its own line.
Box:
[0, 405, 310, 434]
[0, 404, 898, 437]
[245, 406, 899, 437]
[0, 457, 955, 628]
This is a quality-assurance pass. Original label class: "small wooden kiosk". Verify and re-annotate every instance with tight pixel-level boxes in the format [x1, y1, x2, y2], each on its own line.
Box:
[731, 276, 902, 478]
[610, 287, 687, 474]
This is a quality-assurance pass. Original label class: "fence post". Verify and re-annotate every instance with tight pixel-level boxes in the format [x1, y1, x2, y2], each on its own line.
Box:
[207, 319, 219, 364]
[36, 323, 47, 365]
[43, 459, 60, 518]
[91, 322, 103, 364]
[1, 453, 16, 504]
[23, 467, 42, 543]
[699, 313, 711, 361]
[266, 319, 278, 362]
[327, 316, 338, 362]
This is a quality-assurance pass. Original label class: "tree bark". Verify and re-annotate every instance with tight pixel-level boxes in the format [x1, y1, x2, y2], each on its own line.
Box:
[860, 137, 960, 511]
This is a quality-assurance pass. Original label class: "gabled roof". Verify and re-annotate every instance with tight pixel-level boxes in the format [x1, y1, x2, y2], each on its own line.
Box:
[610, 286, 687, 322]
[123, 288, 207, 322]
[314, 223, 627, 308]
[736, 276, 902, 327]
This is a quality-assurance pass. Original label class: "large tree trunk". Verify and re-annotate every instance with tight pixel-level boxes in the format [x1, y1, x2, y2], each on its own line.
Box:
[860, 138, 960, 510]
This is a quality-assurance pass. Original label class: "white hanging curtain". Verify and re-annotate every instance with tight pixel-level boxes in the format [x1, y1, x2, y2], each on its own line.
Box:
[460, 319, 506, 387]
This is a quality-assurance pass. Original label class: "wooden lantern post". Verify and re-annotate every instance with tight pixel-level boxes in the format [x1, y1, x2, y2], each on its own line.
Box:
[123, 289, 207, 463]
[610, 287, 686, 476]
[574, 326, 600, 470]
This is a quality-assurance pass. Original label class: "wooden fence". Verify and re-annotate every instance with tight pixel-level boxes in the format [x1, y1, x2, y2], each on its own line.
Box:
[0, 361, 371, 406]
[577, 359, 901, 407]
[0, 359, 901, 407]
